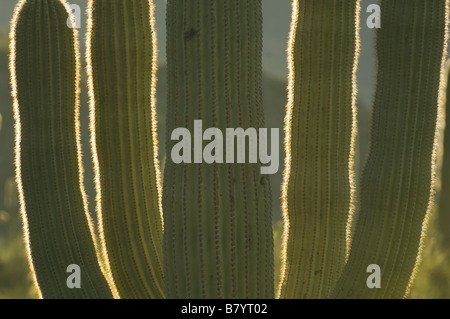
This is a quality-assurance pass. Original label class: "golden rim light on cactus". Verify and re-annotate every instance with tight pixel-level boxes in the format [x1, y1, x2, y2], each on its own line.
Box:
[278, 0, 361, 299]
[10, 0, 112, 298]
[86, 0, 164, 299]
[330, 0, 449, 299]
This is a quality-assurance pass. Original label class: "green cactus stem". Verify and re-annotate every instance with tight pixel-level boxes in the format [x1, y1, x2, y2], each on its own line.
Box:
[163, 0, 273, 298]
[278, 0, 360, 299]
[10, 0, 112, 298]
[331, 0, 449, 298]
[86, 0, 164, 299]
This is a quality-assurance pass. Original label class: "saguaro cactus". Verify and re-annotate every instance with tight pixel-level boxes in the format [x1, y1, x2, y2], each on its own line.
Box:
[10, 0, 112, 298]
[86, 0, 164, 299]
[278, 0, 360, 299]
[331, 0, 449, 298]
[163, 0, 273, 298]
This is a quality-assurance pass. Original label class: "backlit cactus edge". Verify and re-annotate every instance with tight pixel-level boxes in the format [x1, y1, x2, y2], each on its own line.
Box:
[8, 0, 450, 299]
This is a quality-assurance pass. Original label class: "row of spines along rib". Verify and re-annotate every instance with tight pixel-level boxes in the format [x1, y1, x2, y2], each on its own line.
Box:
[86, 0, 164, 299]
[278, 0, 360, 299]
[10, 0, 112, 298]
[330, 0, 449, 298]
[163, 0, 273, 299]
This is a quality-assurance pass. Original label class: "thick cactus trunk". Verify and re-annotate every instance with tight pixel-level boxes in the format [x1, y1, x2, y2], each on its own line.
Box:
[331, 0, 449, 298]
[278, 0, 360, 299]
[163, 0, 273, 299]
[10, 0, 112, 298]
[86, 0, 164, 299]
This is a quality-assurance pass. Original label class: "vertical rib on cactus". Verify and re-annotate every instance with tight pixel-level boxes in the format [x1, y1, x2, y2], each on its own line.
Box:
[10, 0, 112, 298]
[86, 0, 164, 298]
[331, 0, 449, 298]
[163, 0, 273, 299]
[278, 0, 360, 299]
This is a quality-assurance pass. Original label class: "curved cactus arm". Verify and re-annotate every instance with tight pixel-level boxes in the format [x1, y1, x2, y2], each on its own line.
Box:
[86, 0, 164, 299]
[10, 0, 113, 298]
[331, 0, 449, 299]
[278, 0, 360, 299]
[163, 0, 273, 299]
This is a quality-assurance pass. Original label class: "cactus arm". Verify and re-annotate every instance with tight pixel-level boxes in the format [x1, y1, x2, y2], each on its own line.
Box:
[331, 0, 449, 298]
[437, 60, 450, 247]
[278, 0, 360, 299]
[9, 0, 112, 298]
[163, 0, 273, 299]
[86, 0, 164, 299]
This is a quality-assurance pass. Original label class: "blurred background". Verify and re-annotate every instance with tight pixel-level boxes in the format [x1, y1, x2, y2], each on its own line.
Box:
[0, 0, 448, 298]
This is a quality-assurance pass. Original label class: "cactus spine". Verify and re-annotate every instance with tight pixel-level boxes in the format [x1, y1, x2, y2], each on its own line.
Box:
[331, 0, 449, 298]
[10, 0, 112, 298]
[278, 0, 360, 299]
[86, 0, 164, 298]
[163, 0, 273, 298]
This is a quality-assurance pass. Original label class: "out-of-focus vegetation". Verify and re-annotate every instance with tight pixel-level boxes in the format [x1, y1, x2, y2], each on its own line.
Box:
[409, 224, 450, 298]
[273, 220, 283, 290]
[0, 213, 38, 299]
